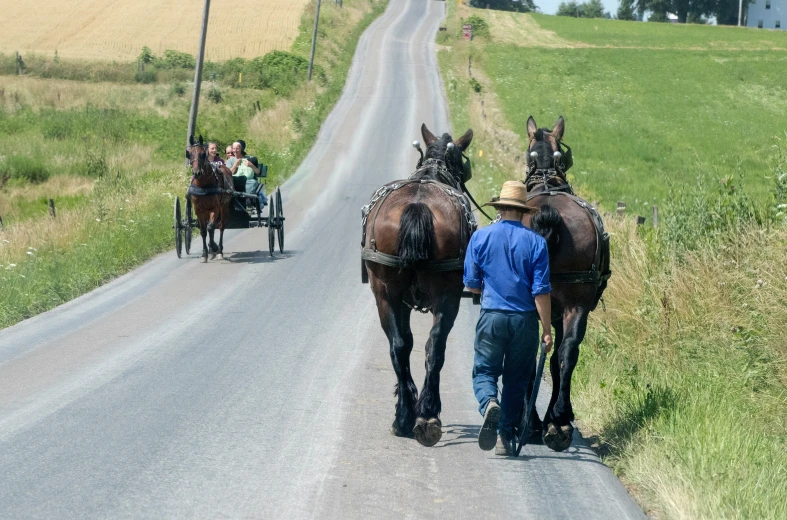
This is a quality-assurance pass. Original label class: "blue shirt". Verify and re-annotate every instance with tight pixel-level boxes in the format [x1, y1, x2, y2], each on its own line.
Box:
[463, 220, 552, 312]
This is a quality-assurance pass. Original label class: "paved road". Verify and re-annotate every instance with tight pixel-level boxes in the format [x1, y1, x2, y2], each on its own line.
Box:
[0, 1, 645, 518]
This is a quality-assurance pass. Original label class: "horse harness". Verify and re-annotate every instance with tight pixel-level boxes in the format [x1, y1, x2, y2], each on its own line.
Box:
[361, 159, 477, 274]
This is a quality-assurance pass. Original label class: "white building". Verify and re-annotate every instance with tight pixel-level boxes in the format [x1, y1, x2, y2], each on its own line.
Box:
[747, 0, 785, 30]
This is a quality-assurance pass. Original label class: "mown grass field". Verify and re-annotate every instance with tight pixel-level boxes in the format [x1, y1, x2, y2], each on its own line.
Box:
[0, 0, 389, 329]
[439, 5, 787, 519]
[0, 0, 310, 61]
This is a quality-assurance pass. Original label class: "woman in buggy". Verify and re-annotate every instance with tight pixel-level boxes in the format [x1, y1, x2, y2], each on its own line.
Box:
[226, 140, 267, 208]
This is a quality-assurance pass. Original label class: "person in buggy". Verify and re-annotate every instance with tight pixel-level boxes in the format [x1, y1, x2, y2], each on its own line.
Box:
[226, 140, 267, 207]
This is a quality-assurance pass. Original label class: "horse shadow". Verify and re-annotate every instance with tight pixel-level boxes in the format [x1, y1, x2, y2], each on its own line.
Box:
[225, 250, 299, 264]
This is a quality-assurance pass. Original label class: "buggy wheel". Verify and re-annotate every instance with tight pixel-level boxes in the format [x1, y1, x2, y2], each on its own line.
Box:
[174, 196, 183, 258]
[267, 197, 276, 257]
[276, 188, 284, 253]
[184, 197, 193, 255]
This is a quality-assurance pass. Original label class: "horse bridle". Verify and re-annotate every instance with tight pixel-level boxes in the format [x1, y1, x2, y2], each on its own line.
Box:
[525, 133, 573, 193]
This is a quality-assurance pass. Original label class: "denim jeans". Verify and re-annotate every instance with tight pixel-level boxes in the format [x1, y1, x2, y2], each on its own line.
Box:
[473, 309, 540, 435]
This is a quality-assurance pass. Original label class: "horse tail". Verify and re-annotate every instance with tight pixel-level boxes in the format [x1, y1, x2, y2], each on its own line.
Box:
[531, 204, 562, 256]
[396, 202, 436, 267]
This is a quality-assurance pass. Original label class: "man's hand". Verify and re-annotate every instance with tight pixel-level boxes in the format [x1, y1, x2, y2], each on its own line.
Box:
[541, 333, 553, 353]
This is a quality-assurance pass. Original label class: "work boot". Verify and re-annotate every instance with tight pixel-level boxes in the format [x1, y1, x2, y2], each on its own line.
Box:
[478, 400, 501, 451]
[495, 431, 515, 456]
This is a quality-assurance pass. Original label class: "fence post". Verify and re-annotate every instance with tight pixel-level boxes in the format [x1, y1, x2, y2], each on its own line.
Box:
[652, 205, 659, 228]
[616, 201, 626, 217]
[15, 52, 21, 75]
[48, 199, 56, 218]
[468, 55, 472, 77]
[0, 215, 3, 229]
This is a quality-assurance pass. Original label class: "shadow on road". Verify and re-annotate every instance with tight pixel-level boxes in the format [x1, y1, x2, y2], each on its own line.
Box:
[226, 250, 299, 264]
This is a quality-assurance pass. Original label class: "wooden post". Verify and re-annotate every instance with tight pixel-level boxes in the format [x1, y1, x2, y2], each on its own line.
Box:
[616, 201, 626, 217]
[48, 199, 56, 218]
[636, 216, 646, 226]
[0, 215, 4, 229]
[15, 52, 21, 75]
[308, 0, 322, 81]
[468, 55, 472, 77]
[652, 205, 659, 228]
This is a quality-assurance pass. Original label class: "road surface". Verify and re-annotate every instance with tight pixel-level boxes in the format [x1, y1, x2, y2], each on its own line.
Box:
[0, 1, 645, 518]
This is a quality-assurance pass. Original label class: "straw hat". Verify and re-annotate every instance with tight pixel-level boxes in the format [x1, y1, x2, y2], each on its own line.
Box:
[484, 181, 537, 213]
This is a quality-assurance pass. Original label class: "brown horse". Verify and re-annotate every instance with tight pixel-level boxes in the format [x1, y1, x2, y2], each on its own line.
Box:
[186, 135, 233, 262]
[362, 124, 475, 447]
[522, 116, 611, 451]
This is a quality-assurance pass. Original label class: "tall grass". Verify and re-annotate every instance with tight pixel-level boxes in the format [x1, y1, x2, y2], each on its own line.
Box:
[439, 4, 787, 518]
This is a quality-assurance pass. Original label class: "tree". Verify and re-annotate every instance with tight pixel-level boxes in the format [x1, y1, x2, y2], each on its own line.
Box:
[584, 0, 606, 17]
[556, 0, 605, 17]
[557, 0, 583, 16]
[617, 0, 637, 20]
[469, 0, 538, 12]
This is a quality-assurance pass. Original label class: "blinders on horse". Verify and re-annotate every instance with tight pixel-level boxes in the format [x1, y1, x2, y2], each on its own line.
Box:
[412, 140, 472, 185]
[526, 133, 572, 177]
[186, 135, 207, 176]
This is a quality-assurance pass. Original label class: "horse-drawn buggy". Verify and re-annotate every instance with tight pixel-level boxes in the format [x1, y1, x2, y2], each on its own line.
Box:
[175, 136, 285, 260]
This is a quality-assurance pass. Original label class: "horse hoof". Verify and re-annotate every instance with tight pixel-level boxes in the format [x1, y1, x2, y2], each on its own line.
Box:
[201, 256, 208, 263]
[218, 254, 224, 260]
[543, 422, 573, 452]
[210, 253, 217, 260]
[391, 419, 415, 438]
[413, 417, 442, 447]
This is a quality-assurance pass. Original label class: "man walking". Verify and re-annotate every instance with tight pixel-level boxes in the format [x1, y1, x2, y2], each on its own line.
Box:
[463, 181, 553, 456]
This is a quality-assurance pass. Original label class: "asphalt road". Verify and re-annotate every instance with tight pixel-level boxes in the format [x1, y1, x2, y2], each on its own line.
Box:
[0, 1, 646, 518]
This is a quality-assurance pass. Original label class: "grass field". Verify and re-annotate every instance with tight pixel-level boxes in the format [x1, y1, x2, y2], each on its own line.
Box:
[439, 6, 787, 519]
[440, 9, 787, 210]
[0, 0, 310, 62]
[0, 0, 389, 329]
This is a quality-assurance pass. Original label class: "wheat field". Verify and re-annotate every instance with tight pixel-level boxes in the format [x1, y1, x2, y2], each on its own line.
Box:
[0, 0, 311, 62]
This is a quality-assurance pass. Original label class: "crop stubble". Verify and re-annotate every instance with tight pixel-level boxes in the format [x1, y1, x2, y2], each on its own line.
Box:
[0, 0, 310, 61]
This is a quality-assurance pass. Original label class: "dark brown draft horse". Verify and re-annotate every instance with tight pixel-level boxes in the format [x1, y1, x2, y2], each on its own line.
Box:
[186, 135, 233, 262]
[522, 116, 611, 451]
[362, 124, 475, 447]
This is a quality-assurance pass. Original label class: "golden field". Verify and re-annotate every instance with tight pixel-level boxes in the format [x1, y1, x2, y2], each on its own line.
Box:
[0, 0, 310, 61]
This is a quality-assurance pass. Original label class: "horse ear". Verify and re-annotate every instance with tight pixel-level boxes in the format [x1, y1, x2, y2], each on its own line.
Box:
[552, 116, 565, 141]
[185, 150, 190, 159]
[527, 116, 537, 140]
[421, 123, 437, 147]
[198, 135, 204, 146]
[454, 129, 473, 151]
[189, 135, 195, 146]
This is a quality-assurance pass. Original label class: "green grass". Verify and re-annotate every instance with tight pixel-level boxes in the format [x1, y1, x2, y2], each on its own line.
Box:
[0, 171, 180, 327]
[439, 6, 787, 519]
[483, 45, 787, 207]
[531, 12, 787, 49]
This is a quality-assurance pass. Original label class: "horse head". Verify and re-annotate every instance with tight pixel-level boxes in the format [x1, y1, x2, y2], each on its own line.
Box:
[525, 116, 571, 191]
[419, 123, 473, 187]
[186, 134, 208, 177]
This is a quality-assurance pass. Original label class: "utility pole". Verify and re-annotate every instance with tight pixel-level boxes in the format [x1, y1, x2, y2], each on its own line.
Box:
[738, 0, 743, 26]
[187, 0, 211, 149]
[308, 0, 322, 81]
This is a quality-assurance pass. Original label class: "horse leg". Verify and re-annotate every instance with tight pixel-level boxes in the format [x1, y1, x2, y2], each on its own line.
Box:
[543, 308, 589, 452]
[199, 222, 209, 263]
[371, 278, 417, 438]
[217, 206, 226, 260]
[207, 210, 218, 260]
[413, 293, 461, 447]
